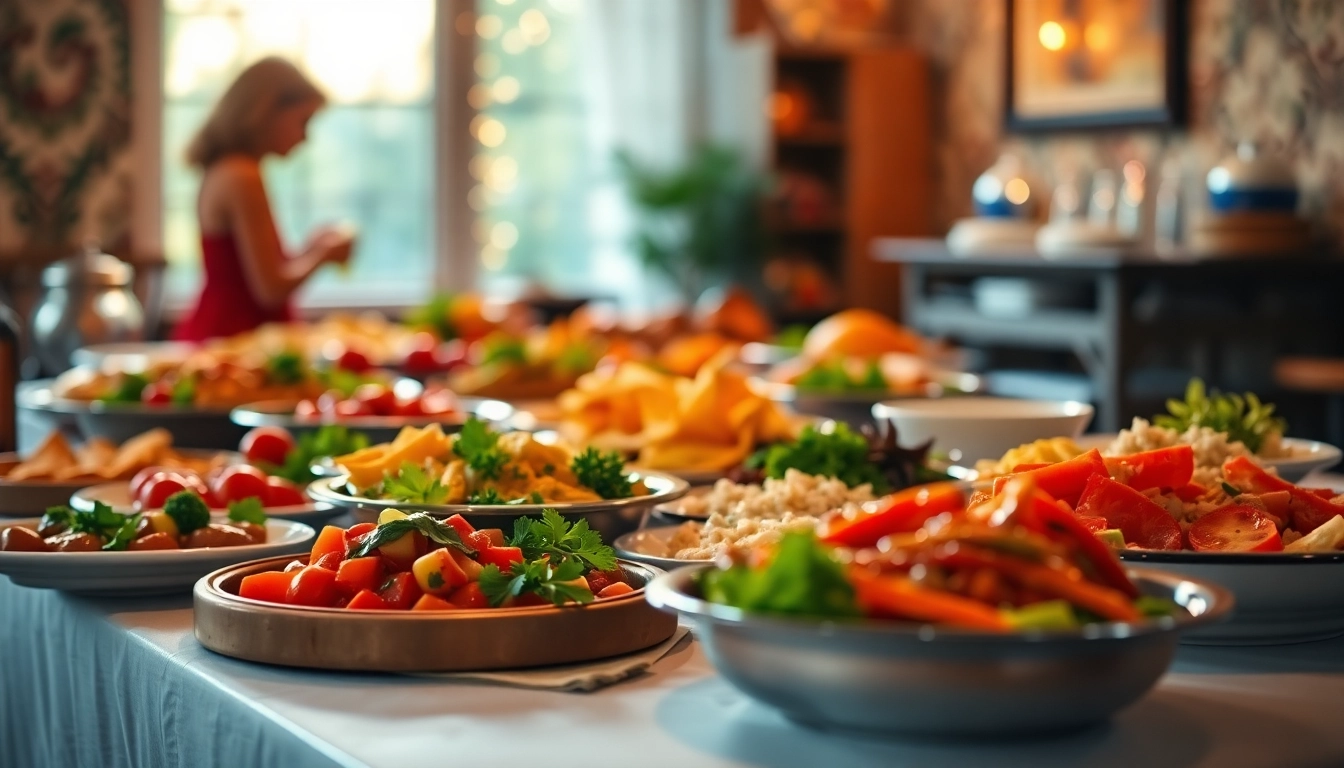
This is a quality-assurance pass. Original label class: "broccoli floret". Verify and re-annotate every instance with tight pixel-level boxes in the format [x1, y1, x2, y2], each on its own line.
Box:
[163, 490, 211, 534]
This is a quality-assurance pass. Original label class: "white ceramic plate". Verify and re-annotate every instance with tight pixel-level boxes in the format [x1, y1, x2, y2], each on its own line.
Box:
[613, 525, 705, 571]
[1076, 435, 1342, 483]
[1119, 549, 1344, 645]
[69, 482, 343, 526]
[0, 518, 314, 594]
[649, 487, 713, 521]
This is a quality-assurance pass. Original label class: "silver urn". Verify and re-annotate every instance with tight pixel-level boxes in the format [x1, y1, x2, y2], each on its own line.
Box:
[30, 245, 146, 376]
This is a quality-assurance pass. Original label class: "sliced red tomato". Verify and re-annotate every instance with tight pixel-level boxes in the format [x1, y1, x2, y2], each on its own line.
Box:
[212, 465, 270, 505]
[1075, 514, 1109, 533]
[1010, 485, 1139, 598]
[346, 589, 391, 610]
[238, 571, 293, 604]
[377, 572, 424, 610]
[334, 556, 385, 596]
[1074, 474, 1182, 551]
[818, 482, 964, 548]
[129, 466, 171, 499]
[992, 449, 1107, 506]
[309, 525, 348, 563]
[1172, 482, 1209, 503]
[476, 545, 523, 571]
[447, 582, 490, 609]
[287, 566, 339, 607]
[1188, 505, 1284, 552]
[136, 472, 189, 510]
[1224, 456, 1343, 534]
[1107, 445, 1194, 492]
[240, 426, 295, 467]
[466, 528, 505, 550]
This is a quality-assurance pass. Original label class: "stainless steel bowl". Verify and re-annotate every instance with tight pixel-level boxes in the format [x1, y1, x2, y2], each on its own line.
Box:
[18, 379, 247, 450]
[646, 566, 1232, 738]
[229, 397, 515, 445]
[307, 471, 690, 541]
[1120, 549, 1344, 645]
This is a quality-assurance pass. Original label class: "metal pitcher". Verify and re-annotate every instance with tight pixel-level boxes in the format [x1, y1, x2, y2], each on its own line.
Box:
[30, 245, 146, 376]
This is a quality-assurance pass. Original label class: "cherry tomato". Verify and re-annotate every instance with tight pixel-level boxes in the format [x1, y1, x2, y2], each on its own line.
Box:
[394, 397, 425, 417]
[263, 476, 308, 507]
[130, 466, 170, 499]
[137, 472, 189, 511]
[240, 426, 295, 467]
[352, 384, 397, 416]
[1188, 505, 1285, 553]
[140, 382, 173, 405]
[419, 388, 459, 415]
[294, 399, 320, 418]
[212, 465, 270, 505]
[336, 348, 373, 373]
[402, 347, 439, 374]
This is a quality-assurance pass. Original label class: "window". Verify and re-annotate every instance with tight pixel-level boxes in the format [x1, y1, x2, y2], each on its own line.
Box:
[161, 0, 437, 308]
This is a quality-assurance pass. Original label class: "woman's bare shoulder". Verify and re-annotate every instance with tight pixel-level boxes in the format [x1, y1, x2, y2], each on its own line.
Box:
[204, 154, 264, 189]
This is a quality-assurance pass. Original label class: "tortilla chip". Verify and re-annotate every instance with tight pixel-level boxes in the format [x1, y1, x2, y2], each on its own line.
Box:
[6, 432, 79, 481]
[102, 428, 173, 479]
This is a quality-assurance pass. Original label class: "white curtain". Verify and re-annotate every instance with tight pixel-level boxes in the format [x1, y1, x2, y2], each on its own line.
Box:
[576, 0, 769, 315]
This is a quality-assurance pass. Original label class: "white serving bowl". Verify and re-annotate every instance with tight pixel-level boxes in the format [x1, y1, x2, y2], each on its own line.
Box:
[871, 397, 1094, 464]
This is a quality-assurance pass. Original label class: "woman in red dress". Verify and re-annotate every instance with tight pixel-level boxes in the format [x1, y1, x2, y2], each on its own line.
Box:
[174, 57, 354, 342]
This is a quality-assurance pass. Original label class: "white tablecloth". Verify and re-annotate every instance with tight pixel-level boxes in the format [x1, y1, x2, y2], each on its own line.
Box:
[3, 576, 1344, 768]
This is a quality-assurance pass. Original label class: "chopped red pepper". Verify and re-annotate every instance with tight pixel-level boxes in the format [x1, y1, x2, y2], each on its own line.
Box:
[1172, 482, 1209, 503]
[1075, 474, 1182, 551]
[1016, 486, 1139, 598]
[992, 449, 1108, 506]
[1223, 456, 1343, 534]
[1106, 445, 1194, 492]
[818, 482, 964, 548]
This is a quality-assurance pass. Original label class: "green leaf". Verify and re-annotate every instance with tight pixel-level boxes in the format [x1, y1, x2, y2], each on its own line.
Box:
[479, 336, 527, 366]
[102, 513, 143, 551]
[271, 425, 372, 484]
[569, 447, 633, 499]
[452, 417, 508, 480]
[97, 372, 149, 404]
[379, 463, 449, 504]
[40, 506, 74, 534]
[170, 377, 196, 405]
[265, 350, 307, 385]
[347, 512, 476, 559]
[477, 558, 595, 608]
[1155, 378, 1286, 454]
[467, 488, 505, 505]
[698, 532, 859, 619]
[1221, 482, 1241, 497]
[757, 422, 887, 492]
[227, 497, 267, 525]
[507, 508, 617, 572]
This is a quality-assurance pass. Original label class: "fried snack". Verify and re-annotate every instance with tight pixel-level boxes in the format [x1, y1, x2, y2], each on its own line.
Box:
[335, 424, 454, 490]
[559, 352, 799, 472]
[4, 433, 80, 481]
[3, 428, 214, 483]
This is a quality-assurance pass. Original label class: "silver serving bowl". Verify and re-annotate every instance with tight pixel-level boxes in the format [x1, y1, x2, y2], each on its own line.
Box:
[646, 566, 1232, 738]
[754, 371, 982, 430]
[229, 396, 515, 445]
[1120, 549, 1344, 645]
[18, 379, 247, 450]
[306, 471, 690, 541]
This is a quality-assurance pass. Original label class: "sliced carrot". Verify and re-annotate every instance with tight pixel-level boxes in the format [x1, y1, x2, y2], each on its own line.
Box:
[848, 567, 1011, 631]
[937, 546, 1140, 623]
[238, 570, 292, 604]
[819, 482, 964, 548]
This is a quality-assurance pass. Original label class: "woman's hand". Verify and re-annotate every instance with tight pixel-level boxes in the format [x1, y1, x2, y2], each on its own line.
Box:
[307, 225, 356, 266]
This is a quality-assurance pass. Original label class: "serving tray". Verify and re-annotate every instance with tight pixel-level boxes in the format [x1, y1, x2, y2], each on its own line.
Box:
[194, 556, 678, 671]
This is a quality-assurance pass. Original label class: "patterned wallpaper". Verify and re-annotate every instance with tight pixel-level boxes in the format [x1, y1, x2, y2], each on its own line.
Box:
[0, 0, 131, 260]
[903, 0, 1344, 246]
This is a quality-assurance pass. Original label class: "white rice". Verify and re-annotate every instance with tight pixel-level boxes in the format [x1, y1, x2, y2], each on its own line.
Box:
[662, 469, 875, 560]
[1104, 417, 1287, 488]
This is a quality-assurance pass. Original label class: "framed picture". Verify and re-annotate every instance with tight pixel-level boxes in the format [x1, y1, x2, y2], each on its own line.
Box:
[1005, 0, 1186, 132]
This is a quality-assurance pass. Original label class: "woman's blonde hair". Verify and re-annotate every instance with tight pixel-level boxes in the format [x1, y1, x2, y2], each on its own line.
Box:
[185, 56, 326, 168]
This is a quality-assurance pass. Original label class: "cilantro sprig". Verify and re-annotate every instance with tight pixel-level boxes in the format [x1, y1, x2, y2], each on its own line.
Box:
[379, 462, 449, 504]
[270, 425, 371, 484]
[749, 422, 887, 492]
[478, 558, 594, 607]
[1155, 378, 1286, 454]
[452, 417, 509, 480]
[226, 497, 267, 525]
[570, 447, 632, 499]
[347, 512, 476, 559]
[508, 508, 617, 572]
[40, 501, 143, 551]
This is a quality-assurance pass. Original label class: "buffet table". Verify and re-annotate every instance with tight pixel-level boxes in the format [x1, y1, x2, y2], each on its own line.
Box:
[4, 574, 1344, 768]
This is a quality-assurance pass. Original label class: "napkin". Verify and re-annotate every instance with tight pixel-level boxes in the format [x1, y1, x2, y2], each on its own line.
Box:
[409, 626, 690, 692]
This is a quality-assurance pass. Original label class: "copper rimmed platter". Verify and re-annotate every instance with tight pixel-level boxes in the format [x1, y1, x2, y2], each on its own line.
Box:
[194, 555, 678, 672]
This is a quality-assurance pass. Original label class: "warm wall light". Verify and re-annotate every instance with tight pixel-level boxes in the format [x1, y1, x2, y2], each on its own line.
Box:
[1038, 21, 1066, 51]
[1084, 22, 1112, 51]
[1004, 178, 1031, 205]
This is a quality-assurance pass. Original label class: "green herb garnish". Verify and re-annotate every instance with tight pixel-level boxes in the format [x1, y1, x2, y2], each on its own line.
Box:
[479, 336, 528, 366]
[163, 490, 211, 534]
[508, 508, 617, 571]
[406, 293, 458, 340]
[698, 532, 859, 618]
[750, 423, 887, 492]
[270, 425, 371, 484]
[1155, 379, 1286, 454]
[795, 360, 886, 393]
[467, 488, 505, 505]
[570, 446, 632, 499]
[452, 417, 509, 480]
[265, 350, 307, 385]
[98, 372, 150, 404]
[478, 558, 594, 607]
[1221, 482, 1241, 498]
[43, 502, 143, 551]
[379, 462, 449, 504]
[347, 512, 475, 559]
[170, 376, 196, 405]
[226, 497, 267, 525]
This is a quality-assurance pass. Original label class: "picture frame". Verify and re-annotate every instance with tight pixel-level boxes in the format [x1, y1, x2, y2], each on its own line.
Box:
[1004, 0, 1186, 132]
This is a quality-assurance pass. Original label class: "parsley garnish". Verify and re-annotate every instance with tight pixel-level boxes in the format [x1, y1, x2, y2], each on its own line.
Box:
[98, 372, 149, 404]
[265, 350, 307, 385]
[452, 417, 509, 480]
[467, 488, 505, 505]
[42, 502, 143, 551]
[699, 532, 859, 618]
[477, 559, 594, 607]
[226, 497, 267, 525]
[170, 376, 196, 405]
[750, 423, 887, 492]
[271, 425, 371, 484]
[380, 463, 449, 504]
[508, 508, 617, 571]
[347, 512, 476, 559]
[570, 447, 632, 499]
